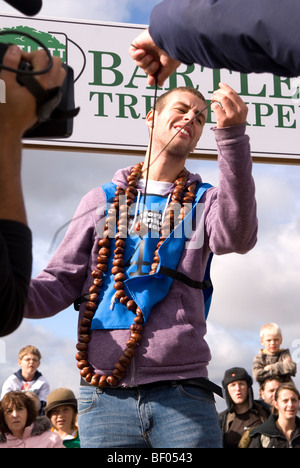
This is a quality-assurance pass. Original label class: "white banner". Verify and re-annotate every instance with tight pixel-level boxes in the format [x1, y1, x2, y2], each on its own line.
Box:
[1, 13, 300, 162]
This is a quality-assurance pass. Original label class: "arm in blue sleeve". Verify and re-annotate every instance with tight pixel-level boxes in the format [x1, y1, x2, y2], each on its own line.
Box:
[149, 0, 300, 77]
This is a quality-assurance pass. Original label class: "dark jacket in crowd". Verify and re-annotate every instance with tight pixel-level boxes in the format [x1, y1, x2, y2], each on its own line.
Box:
[249, 414, 300, 448]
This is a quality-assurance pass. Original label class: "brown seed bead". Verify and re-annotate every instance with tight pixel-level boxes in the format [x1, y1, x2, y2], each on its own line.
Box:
[114, 253, 124, 259]
[89, 293, 99, 302]
[115, 239, 126, 249]
[76, 342, 88, 352]
[125, 190, 136, 200]
[131, 332, 142, 343]
[114, 246, 124, 255]
[126, 300, 137, 312]
[85, 372, 93, 383]
[126, 339, 138, 349]
[123, 347, 135, 358]
[126, 186, 138, 196]
[120, 295, 130, 305]
[75, 351, 88, 361]
[99, 247, 110, 257]
[118, 355, 131, 367]
[79, 326, 90, 334]
[174, 178, 186, 186]
[97, 263, 108, 272]
[93, 278, 103, 287]
[98, 238, 110, 247]
[113, 368, 126, 380]
[171, 193, 182, 202]
[84, 310, 95, 320]
[114, 272, 126, 282]
[98, 375, 108, 387]
[112, 258, 125, 268]
[90, 374, 100, 386]
[114, 281, 125, 290]
[91, 269, 103, 279]
[77, 360, 89, 370]
[79, 334, 91, 344]
[134, 315, 144, 325]
[106, 375, 118, 386]
[111, 266, 124, 275]
[89, 285, 100, 295]
[97, 255, 108, 264]
[114, 290, 125, 300]
[182, 196, 194, 204]
[150, 262, 159, 271]
[114, 362, 127, 373]
[80, 366, 93, 378]
[81, 317, 92, 327]
[127, 173, 138, 182]
[128, 179, 139, 188]
[188, 183, 196, 193]
[130, 323, 143, 333]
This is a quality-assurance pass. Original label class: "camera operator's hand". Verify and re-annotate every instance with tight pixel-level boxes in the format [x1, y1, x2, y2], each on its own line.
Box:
[0, 45, 66, 138]
[0, 45, 65, 224]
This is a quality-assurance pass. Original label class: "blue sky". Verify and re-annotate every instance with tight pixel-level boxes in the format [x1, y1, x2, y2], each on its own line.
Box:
[0, 1, 299, 411]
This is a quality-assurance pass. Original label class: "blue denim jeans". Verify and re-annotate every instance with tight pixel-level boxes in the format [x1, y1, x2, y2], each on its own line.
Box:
[78, 381, 223, 448]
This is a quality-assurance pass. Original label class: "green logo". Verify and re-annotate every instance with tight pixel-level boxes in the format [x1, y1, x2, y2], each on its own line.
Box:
[0, 26, 67, 63]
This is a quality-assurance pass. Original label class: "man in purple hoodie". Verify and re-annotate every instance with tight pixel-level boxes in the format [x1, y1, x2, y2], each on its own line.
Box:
[25, 83, 257, 448]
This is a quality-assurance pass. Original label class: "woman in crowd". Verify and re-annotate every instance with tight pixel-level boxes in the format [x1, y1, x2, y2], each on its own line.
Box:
[0, 391, 64, 448]
[249, 383, 300, 448]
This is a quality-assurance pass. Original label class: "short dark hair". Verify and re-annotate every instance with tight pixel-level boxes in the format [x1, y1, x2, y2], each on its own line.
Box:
[0, 391, 37, 434]
[154, 86, 206, 114]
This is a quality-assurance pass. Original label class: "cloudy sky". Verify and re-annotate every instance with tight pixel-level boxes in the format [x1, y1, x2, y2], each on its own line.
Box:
[0, 0, 300, 412]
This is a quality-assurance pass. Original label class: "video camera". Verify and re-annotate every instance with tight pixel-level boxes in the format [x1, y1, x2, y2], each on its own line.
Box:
[0, 0, 79, 139]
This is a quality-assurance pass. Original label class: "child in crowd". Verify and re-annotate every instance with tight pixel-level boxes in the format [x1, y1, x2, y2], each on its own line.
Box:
[0, 345, 50, 414]
[45, 388, 80, 448]
[252, 323, 297, 387]
[0, 391, 64, 448]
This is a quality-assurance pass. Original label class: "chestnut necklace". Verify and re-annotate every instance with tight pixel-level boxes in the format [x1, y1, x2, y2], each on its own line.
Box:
[75, 162, 197, 388]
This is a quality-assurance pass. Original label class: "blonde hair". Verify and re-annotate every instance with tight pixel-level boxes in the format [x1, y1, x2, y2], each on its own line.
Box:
[18, 345, 41, 361]
[260, 323, 282, 340]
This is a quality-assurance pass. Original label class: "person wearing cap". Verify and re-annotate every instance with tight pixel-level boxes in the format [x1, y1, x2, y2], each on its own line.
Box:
[218, 367, 269, 448]
[45, 388, 80, 448]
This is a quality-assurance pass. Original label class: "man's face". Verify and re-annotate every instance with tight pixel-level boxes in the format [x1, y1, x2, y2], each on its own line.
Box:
[261, 379, 281, 405]
[152, 91, 207, 158]
[227, 380, 248, 405]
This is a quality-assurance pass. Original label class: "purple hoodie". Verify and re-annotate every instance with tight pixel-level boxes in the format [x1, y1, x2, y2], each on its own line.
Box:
[25, 124, 257, 386]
